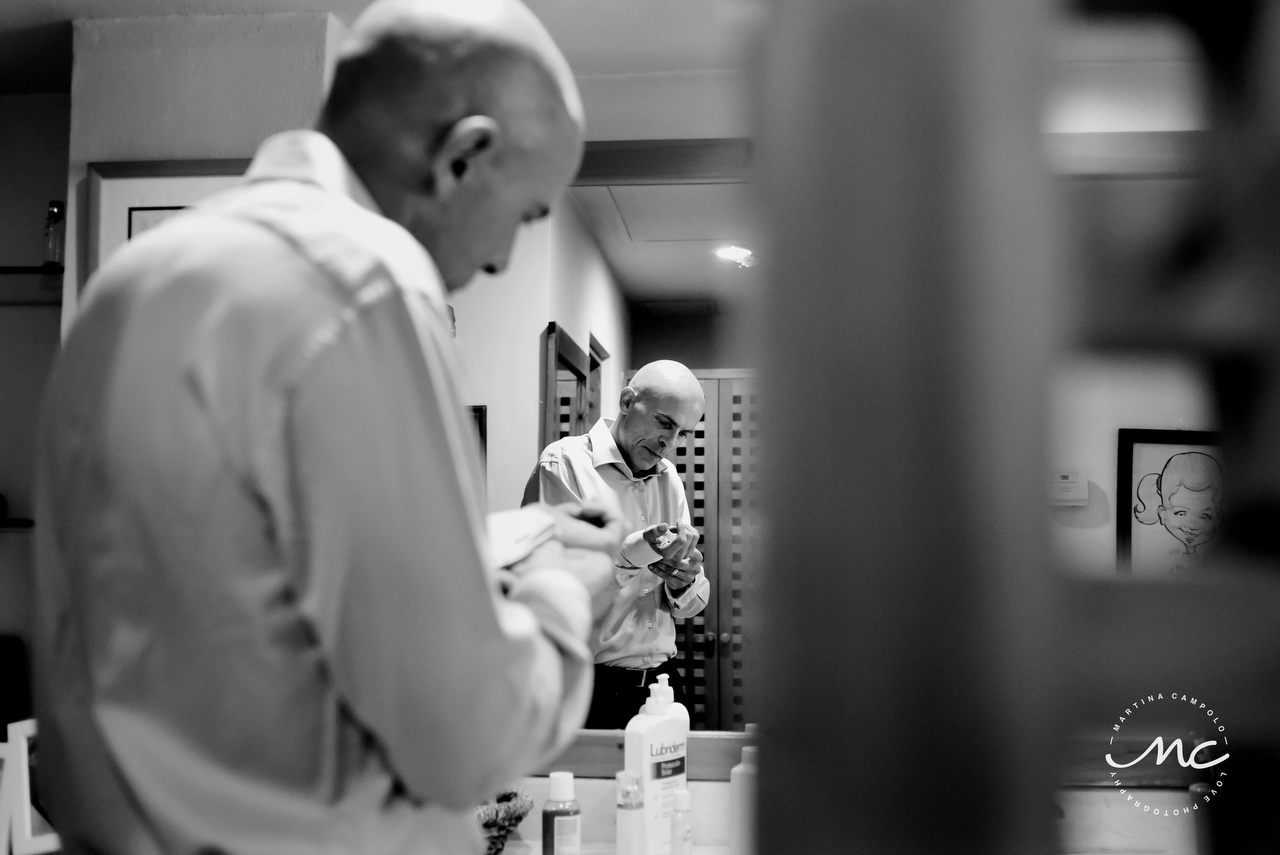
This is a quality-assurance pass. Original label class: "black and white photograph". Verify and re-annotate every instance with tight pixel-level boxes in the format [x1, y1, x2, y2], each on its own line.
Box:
[2, 2, 1280, 855]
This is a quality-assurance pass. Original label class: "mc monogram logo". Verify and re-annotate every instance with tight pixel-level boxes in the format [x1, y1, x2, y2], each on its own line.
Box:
[0, 720, 60, 855]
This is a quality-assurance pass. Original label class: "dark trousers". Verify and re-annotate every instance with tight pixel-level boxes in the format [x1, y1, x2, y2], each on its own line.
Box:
[584, 658, 686, 729]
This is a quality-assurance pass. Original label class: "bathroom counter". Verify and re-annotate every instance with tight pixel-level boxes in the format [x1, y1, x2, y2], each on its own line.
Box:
[503, 844, 726, 855]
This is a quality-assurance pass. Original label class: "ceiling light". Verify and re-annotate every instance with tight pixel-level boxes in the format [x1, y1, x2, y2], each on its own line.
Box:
[716, 245, 757, 267]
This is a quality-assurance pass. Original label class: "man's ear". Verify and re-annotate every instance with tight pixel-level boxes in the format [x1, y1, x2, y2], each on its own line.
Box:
[428, 115, 500, 200]
[618, 387, 636, 414]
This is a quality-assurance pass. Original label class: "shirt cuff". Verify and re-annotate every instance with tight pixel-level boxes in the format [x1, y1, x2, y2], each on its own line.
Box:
[488, 505, 556, 569]
[619, 530, 663, 568]
[666, 578, 696, 608]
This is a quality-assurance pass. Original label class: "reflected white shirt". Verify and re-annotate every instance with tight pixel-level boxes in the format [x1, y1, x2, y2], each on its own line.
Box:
[537, 418, 710, 668]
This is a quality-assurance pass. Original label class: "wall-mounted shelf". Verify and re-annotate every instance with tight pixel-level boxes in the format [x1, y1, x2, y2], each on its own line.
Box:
[0, 265, 63, 275]
[0, 265, 63, 305]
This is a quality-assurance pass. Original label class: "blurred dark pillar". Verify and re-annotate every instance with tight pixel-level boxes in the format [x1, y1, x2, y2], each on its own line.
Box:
[755, 2, 1060, 853]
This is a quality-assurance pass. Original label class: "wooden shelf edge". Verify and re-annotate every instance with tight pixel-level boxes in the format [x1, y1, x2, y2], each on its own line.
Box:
[0, 265, 64, 275]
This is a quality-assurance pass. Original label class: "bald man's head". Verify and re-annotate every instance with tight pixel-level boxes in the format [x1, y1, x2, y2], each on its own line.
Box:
[612, 361, 706, 475]
[318, 0, 585, 291]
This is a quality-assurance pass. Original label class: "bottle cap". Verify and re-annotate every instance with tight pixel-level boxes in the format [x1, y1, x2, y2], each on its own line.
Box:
[646, 674, 672, 713]
[741, 746, 758, 766]
[616, 770, 639, 796]
[548, 770, 575, 802]
[617, 770, 643, 806]
[674, 789, 691, 811]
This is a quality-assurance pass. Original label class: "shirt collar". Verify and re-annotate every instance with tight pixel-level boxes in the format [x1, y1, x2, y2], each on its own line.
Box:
[244, 130, 452, 317]
[245, 130, 382, 215]
[589, 418, 664, 482]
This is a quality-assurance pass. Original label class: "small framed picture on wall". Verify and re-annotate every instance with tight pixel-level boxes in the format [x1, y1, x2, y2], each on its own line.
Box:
[86, 159, 250, 285]
[1116, 428, 1222, 577]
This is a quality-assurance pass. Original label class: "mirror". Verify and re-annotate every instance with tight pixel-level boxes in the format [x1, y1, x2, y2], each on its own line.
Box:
[554, 139, 762, 733]
[1047, 18, 1217, 579]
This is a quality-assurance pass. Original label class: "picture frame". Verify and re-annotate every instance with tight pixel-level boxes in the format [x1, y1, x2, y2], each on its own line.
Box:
[1116, 428, 1223, 576]
[86, 159, 251, 287]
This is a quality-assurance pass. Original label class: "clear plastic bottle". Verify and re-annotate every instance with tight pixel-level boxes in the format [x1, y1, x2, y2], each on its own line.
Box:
[729, 746, 757, 855]
[43, 201, 65, 266]
[670, 788, 694, 855]
[542, 771, 581, 855]
[617, 769, 646, 855]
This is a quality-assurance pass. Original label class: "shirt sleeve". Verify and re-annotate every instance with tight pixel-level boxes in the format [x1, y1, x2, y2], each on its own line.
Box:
[619, 531, 663, 568]
[288, 290, 592, 810]
[536, 454, 582, 507]
[665, 570, 710, 617]
[538, 455, 648, 585]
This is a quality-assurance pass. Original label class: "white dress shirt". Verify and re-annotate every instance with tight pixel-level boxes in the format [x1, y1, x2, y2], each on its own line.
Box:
[32, 130, 592, 855]
[537, 418, 710, 668]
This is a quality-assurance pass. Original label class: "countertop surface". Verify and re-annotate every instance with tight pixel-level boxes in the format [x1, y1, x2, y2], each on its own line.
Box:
[503, 844, 726, 855]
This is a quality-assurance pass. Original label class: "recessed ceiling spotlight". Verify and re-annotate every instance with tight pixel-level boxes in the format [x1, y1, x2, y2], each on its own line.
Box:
[715, 245, 757, 267]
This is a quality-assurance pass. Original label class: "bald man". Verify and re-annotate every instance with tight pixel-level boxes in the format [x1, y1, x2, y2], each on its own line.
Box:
[32, 2, 621, 852]
[533, 360, 713, 727]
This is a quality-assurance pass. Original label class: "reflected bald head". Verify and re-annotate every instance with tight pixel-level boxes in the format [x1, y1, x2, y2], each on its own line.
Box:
[317, 0, 585, 291]
[613, 361, 705, 475]
[628, 361, 705, 408]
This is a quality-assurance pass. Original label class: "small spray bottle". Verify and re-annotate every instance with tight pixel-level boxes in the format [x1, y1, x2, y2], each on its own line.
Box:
[671, 788, 694, 855]
[616, 769, 645, 855]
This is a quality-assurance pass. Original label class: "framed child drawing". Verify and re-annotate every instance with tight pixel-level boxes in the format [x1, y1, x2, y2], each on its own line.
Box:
[1116, 428, 1223, 576]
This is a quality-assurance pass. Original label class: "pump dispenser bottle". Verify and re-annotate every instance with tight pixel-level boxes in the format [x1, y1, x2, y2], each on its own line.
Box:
[542, 771, 581, 855]
[624, 674, 689, 855]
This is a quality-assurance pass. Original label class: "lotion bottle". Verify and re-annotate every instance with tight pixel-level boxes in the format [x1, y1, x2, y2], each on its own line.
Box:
[616, 770, 646, 855]
[542, 771, 581, 855]
[728, 746, 757, 855]
[624, 674, 689, 855]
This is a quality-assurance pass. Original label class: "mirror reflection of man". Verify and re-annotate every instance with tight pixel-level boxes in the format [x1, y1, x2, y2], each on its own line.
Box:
[31, 1, 624, 852]
[531, 360, 712, 727]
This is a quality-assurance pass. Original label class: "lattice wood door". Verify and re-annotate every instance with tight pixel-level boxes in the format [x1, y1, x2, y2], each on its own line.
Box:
[671, 379, 719, 730]
[716, 376, 758, 731]
[557, 368, 589, 439]
[624, 370, 756, 731]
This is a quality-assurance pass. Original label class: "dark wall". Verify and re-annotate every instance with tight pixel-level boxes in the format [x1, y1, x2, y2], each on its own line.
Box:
[628, 300, 722, 369]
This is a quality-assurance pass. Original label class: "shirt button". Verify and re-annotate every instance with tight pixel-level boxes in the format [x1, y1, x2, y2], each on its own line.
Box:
[640, 515, 645, 521]
[642, 588, 649, 594]
[643, 657, 650, 663]
[647, 622, 653, 628]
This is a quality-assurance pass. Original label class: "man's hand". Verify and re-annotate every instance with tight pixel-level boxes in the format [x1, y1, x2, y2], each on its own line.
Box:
[641, 521, 699, 562]
[650, 547, 703, 591]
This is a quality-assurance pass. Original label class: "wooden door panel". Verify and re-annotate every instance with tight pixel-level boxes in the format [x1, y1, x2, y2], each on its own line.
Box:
[717, 376, 758, 730]
[671, 378, 719, 729]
